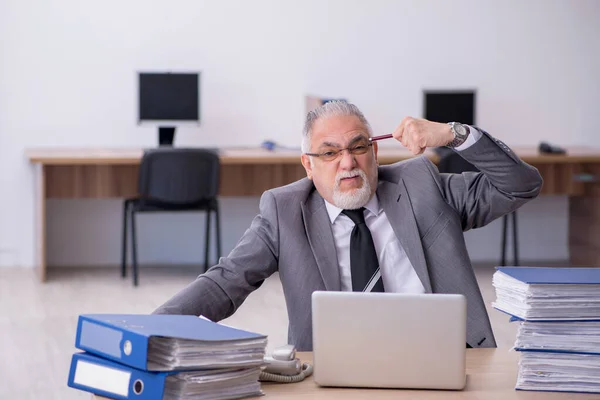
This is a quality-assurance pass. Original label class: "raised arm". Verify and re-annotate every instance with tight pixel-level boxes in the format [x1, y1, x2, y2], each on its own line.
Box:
[392, 117, 542, 232]
[424, 129, 542, 231]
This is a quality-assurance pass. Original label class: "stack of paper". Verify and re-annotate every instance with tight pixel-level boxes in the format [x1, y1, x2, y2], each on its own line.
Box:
[67, 314, 268, 400]
[492, 267, 600, 320]
[163, 367, 263, 400]
[147, 336, 268, 371]
[517, 352, 600, 393]
[492, 267, 600, 394]
[515, 321, 600, 353]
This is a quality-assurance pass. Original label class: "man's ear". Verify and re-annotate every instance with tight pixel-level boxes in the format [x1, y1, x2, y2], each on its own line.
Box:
[373, 141, 379, 165]
[301, 154, 313, 180]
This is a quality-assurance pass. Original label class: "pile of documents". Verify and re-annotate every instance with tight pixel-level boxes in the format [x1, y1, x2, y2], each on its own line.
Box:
[67, 314, 268, 400]
[493, 266, 600, 394]
[492, 267, 600, 320]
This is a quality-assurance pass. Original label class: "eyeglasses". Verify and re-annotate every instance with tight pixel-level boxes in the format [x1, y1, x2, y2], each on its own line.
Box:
[304, 142, 373, 162]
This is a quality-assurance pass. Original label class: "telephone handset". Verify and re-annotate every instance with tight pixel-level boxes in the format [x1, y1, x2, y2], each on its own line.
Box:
[259, 344, 314, 383]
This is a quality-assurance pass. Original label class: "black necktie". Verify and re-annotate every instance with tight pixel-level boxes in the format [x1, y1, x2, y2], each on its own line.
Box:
[342, 208, 385, 292]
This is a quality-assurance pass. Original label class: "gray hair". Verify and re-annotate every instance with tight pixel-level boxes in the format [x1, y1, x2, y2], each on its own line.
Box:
[301, 100, 372, 153]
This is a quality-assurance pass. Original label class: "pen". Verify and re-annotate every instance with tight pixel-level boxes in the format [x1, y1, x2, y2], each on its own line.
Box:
[369, 134, 393, 142]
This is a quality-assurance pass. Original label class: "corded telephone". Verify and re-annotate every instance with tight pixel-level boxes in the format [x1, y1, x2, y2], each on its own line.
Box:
[259, 344, 314, 383]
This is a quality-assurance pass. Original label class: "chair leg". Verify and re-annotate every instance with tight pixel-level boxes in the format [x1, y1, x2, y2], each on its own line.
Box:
[131, 209, 139, 287]
[501, 214, 508, 266]
[512, 211, 519, 266]
[215, 203, 222, 262]
[205, 209, 211, 272]
[121, 201, 128, 278]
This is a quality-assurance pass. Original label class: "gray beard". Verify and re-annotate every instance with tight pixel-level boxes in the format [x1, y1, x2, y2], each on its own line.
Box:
[332, 169, 372, 210]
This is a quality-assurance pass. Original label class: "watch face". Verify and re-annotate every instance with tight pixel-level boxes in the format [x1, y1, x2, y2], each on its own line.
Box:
[454, 123, 467, 137]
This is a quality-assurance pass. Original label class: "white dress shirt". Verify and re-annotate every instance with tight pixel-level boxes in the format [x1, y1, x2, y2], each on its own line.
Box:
[324, 126, 481, 292]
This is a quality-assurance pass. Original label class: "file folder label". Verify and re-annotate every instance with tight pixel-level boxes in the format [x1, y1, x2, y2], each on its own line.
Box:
[73, 360, 130, 397]
[79, 320, 123, 358]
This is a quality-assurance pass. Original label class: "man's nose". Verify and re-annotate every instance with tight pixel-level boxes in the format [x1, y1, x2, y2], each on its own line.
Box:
[338, 149, 357, 169]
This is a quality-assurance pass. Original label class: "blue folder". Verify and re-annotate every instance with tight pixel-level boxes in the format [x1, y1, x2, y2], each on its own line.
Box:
[497, 266, 600, 284]
[75, 314, 267, 371]
[513, 347, 600, 356]
[68, 352, 173, 400]
[500, 312, 600, 323]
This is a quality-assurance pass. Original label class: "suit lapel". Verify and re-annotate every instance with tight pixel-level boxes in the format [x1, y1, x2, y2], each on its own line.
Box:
[301, 191, 341, 291]
[378, 179, 433, 293]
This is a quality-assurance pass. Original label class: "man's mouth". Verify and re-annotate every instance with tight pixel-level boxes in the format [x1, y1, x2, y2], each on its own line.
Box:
[338, 174, 362, 186]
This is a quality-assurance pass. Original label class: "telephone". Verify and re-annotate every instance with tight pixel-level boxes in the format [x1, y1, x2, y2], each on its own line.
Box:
[539, 141, 566, 155]
[259, 344, 314, 383]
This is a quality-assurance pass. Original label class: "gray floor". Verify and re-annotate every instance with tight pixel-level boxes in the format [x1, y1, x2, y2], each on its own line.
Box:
[0, 264, 520, 399]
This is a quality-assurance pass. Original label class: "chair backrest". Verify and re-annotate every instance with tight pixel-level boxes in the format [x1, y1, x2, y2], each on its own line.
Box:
[138, 148, 220, 205]
[434, 147, 479, 174]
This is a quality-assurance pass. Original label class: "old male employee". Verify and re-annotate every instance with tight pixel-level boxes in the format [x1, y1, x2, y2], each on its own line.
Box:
[153, 101, 543, 351]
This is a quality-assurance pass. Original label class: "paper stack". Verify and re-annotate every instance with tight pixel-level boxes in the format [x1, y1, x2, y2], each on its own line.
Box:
[492, 267, 600, 394]
[67, 314, 268, 400]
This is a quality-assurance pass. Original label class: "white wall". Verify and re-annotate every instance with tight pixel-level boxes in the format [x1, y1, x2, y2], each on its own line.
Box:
[1, 0, 599, 267]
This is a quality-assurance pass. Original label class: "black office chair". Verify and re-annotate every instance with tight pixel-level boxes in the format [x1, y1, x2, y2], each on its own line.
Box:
[435, 147, 519, 266]
[121, 148, 221, 286]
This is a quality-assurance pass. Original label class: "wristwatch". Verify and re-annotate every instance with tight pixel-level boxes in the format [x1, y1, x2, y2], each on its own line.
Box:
[446, 122, 471, 148]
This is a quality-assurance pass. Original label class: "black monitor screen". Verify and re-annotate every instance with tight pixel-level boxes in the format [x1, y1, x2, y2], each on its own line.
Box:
[139, 73, 199, 121]
[424, 91, 475, 125]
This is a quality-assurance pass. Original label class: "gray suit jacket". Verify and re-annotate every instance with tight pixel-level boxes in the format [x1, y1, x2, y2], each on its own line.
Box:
[153, 130, 543, 350]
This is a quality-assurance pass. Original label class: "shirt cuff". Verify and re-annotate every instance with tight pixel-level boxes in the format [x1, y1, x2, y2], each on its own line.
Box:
[454, 125, 482, 151]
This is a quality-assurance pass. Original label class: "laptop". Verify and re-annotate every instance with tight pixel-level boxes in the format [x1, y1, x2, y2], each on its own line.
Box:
[311, 291, 467, 390]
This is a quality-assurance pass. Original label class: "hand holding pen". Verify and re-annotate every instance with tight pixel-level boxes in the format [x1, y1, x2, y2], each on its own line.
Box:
[370, 117, 454, 155]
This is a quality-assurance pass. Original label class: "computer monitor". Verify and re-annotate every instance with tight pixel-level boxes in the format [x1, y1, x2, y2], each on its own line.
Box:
[138, 72, 200, 146]
[424, 90, 475, 125]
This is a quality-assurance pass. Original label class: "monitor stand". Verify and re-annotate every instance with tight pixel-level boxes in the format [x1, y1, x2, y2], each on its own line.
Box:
[158, 126, 176, 146]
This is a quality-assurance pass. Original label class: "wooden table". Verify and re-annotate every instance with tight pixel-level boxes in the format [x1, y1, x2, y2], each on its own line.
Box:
[91, 349, 600, 399]
[27, 146, 600, 281]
